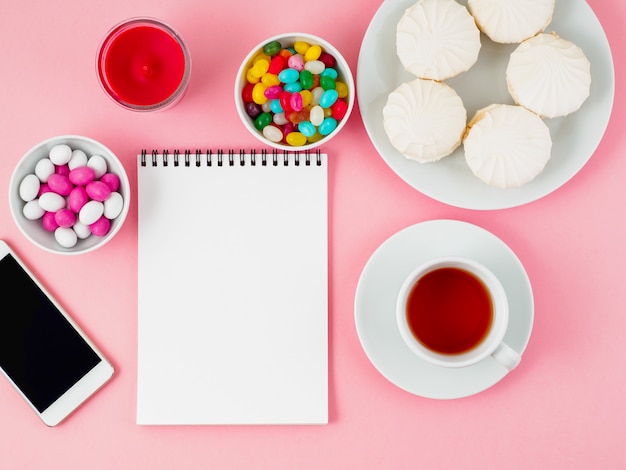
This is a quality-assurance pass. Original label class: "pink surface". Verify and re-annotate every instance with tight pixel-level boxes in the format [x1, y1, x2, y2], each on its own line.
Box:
[1, 0, 625, 468]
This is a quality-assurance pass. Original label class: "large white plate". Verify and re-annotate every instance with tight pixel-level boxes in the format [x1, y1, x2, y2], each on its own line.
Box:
[354, 220, 533, 399]
[357, 0, 614, 210]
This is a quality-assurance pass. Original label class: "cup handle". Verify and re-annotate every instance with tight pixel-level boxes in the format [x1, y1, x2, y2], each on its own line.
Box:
[491, 342, 521, 371]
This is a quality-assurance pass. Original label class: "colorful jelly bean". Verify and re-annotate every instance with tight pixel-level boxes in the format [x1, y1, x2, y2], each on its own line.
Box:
[254, 112, 272, 130]
[319, 117, 338, 136]
[319, 89, 339, 108]
[320, 75, 336, 91]
[286, 132, 307, 146]
[278, 68, 299, 84]
[242, 39, 351, 146]
[299, 121, 316, 138]
[287, 54, 305, 71]
[263, 125, 283, 143]
[331, 99, 349, 121]
[263, 40, 282, 56]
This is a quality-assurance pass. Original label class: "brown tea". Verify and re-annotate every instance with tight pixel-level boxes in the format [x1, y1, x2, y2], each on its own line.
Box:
[405, 267, 493, 355]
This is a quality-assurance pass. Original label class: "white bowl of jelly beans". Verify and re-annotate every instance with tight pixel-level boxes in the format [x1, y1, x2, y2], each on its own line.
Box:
[235, 33, 355, 150]
[9, 135, 130, 254]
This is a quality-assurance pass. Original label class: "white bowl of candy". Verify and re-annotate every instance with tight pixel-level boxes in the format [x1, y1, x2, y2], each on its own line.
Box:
[235, 32, 355, 151]
[9, 135, 130, 255]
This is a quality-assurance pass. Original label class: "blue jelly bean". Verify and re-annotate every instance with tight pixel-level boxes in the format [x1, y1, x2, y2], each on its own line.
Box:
[318, 117, 337, 136]
[269, 99, 283, 113]
[278, 68, 300, 84]
[284, 82, 303, 93]
[320, 68, 338, 79]
[319, 89, 339, 108]
[298, 121, 316, 138]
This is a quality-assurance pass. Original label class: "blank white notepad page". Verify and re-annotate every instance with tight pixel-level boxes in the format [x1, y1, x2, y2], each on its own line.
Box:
[137, 150, 328, 425]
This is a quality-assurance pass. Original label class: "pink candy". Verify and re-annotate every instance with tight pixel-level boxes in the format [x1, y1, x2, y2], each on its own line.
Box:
[69, 166, 96, 186]
[86, 181, 111, 201]
[47, 174, 73, 196]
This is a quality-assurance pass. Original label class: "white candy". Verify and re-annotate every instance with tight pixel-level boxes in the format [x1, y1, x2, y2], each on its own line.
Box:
[73, 221, 92, 239]
[310, 106, 324, 126]
[54, 227, 78, 248]
[262, 125, 283, 143]
[87, 155, 108, 179]
[49, 144, 73, 165]
[304, 60, 325, 75]
[103, 192, 124, 219]
[34, 157, 55, 182]
[19, 174, 40, 202]
[79, 200, 104, 225]
[23, 200, 45, 220]
[68, 149, 88, 170]
[38, 192, 66, 212]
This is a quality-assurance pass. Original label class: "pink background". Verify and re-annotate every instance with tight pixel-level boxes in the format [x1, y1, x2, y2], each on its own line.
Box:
[1, 0, 625, 468]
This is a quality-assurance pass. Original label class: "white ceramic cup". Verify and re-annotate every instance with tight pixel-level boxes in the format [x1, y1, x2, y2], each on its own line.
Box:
[396, 257, 520, 370]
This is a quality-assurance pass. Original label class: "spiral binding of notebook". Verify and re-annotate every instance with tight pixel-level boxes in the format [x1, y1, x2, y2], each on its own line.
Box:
[140, 148, 323, 167]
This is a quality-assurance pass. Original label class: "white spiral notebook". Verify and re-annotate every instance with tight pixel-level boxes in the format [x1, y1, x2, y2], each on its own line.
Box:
[136, 149, 328, 425]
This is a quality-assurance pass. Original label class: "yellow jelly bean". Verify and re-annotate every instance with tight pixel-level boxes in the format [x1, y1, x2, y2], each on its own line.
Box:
[308, 131, 324, 144]
[261, 73, 280, 87]
[300, 90, 313, 108]
[246, 69, 260, 84]
[335, 81, 349, 99]
[252, 83, 268, 105]
[286, 131, 307, 146]
[304, 44, 322, 62]
[323, 107, 332, 118]
[252, 52, 270, 64]
[250, 59, 269, 78]
[293, 41, 311, 55]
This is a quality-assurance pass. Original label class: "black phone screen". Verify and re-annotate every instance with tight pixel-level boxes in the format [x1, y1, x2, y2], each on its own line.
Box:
[0, 254, 101, 412]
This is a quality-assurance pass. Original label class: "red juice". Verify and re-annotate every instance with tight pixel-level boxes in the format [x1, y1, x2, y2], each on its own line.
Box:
[97, 18, 190, 110]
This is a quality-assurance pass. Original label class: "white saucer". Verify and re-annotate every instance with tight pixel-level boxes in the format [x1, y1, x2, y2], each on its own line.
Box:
[354, 220, 534, 399]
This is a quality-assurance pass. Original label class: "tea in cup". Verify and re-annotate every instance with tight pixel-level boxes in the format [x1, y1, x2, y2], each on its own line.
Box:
[396, 257, 520, 370]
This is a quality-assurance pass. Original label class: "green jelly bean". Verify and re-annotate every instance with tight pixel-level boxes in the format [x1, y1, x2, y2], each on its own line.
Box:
[320, 75, 336, 91]
[299, 70, 314, 90]
[263, 40, 282, 56]
[254, 112, 272, 130]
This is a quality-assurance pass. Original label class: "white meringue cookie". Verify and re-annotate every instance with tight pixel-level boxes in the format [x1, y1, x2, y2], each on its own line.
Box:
[463, 104, 552, 189]
[468, 0, 555, 44]
[396, 0, 481, 80]
[383, 78, 467, 163]
[506, 32, 591, 119]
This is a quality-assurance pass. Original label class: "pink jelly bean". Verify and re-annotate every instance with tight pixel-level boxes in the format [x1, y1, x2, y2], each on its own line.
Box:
[264, 85, 283, 100]
[42, 212, 59, 232]
[287, 54, 304, 71]
[69, 166, 96, 186]
[47, 173, 74, 196]
[99, 172, 120, 192]
[54, 208, 76, 228]
[290, 93, 303, 112]
[55, 164, 70, 176]
[282, 122, 295, 139]
[38, 183, 52, 197]
[86, 180, 111, 202]
[68, 186, 89, 213]
[89, 216, 111, 237]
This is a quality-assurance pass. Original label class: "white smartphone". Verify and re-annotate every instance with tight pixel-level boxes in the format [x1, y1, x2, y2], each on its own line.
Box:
[0, 240, 114, 426]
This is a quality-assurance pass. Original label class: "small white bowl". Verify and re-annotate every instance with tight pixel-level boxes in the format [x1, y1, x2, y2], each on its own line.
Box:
[235, 32, 355, 151]
[9, 135, 130, 255]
